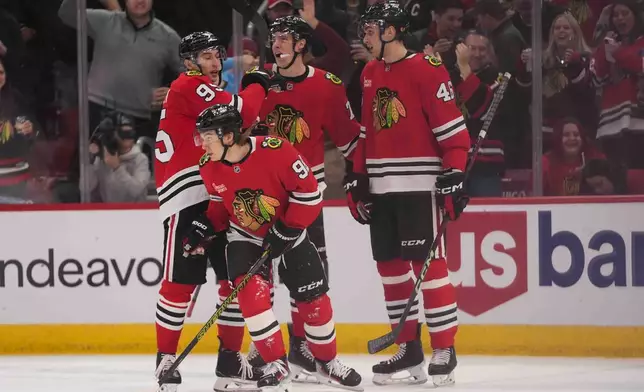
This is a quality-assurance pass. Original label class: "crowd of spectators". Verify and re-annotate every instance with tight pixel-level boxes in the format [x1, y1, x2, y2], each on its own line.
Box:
[1, 0, 643, 204]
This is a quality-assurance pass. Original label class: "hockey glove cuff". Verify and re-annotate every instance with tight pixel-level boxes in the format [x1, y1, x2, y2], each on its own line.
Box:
[263, 220, 303, 259]
[343, 171, 372, 224]
[183, 215, 217, 257]
[435, 168, 469, 221]
[241, 68, 287, 94]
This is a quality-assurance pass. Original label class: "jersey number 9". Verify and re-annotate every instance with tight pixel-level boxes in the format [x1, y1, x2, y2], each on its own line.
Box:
[292, 157, 310, 179]
[196, 84, 217, 102]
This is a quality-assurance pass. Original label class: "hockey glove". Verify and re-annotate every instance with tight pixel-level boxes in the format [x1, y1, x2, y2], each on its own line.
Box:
[343, 171, 372, 224]
[182, 215, 217, 257]
[262, 220, 303, 259]
[241, 68, 287, 94]
[435, 168, 469, 221]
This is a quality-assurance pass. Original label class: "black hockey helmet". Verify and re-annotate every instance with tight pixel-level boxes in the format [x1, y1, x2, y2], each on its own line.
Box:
[270, 15, 313, 44]
[179, 32, 227, 62]
[358, 1, 410, 40]
[196, 104, 243, 141]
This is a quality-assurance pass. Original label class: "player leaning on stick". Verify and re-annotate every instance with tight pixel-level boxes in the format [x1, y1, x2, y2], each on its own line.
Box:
[195, 104, 362, 392]
[344, 1, 469, 387]
[153, 32, 284, 392]
[246, 15, 365, 385]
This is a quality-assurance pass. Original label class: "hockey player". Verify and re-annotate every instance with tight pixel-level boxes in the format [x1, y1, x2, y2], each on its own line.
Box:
[195, 104, 363, 391]
[344, 1, 470, 387]
[246, 15, 365, 383]
[154, 31, 284, 392]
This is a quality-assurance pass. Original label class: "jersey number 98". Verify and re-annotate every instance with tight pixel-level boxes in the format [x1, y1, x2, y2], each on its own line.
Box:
[292, 157, 310, 179]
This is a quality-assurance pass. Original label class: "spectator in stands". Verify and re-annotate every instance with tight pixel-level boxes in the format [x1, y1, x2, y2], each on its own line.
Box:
[58, 0, 183, 139]
[591, 0, 644, 169]
[87, 113, 150, 202]
[0, 58, 38, 202]
[542, 118, 603, 196]
[0, 5, 24, 93]
[267, 0, 296, 22]
[518, 12, 596, 150]
[580, 158, 628, 195]
[475, 0, 526, 74]
[511, 0, 567, 46]
[449, 30, 506, 196]
[407, 0, 465, 71]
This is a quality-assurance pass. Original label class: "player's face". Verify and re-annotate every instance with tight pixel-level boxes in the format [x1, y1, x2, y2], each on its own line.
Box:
[361, 24, 382, 57]
[272, 32, 304, 67]
[199, 130, 223, 158]
[125, 0, 152, 18]
[196, 49, 224, 83]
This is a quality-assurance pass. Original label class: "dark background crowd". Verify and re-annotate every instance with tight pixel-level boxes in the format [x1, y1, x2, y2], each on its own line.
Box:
[0, 0, 643, 204]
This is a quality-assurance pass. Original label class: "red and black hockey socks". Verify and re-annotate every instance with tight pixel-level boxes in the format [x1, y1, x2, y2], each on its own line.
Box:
[412, 258, 458, 348]
[156, 280, 195, 353]
[216, 280, 245, 352]
[295, 294, 337, 361]
[236, 274, 286, 363]
[376, 260, 420, 344]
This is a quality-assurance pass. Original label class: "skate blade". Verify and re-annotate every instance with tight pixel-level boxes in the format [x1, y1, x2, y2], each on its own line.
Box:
[214, 377, 261, 392]
[316, 376, 364, 392]
[289, 363, 320, 385]
[372, 365, 428, 386]
[430, 372, 455, 388]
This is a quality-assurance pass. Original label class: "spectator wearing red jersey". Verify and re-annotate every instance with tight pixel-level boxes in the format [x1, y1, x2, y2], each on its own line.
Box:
[542, 118, 603, 196]
[518, 12, 596, 150]
[592, 0, 644, 168]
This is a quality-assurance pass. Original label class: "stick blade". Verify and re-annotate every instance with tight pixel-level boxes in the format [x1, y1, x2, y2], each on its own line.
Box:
[367, 332, 396, 354]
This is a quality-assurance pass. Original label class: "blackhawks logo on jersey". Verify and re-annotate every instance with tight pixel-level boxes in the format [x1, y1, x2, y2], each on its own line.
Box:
[266, 105, 311, 144]
[372, 88, 407, 131]
[232, 189, 281, 231]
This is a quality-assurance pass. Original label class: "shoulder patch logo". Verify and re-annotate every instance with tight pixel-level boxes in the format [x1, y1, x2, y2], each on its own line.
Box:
[424, 54, 442, 67]
[199, 153, 210, 167]
[261, 136, 284, 149]
[186, 70, 203, 76]
[325, 72, 342, 85]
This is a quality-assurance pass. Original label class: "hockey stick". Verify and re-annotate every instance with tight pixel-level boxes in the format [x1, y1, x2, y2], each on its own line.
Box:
[186, 285, 201, 318]
[226, 0, 269, 68]
[158, 248, 271, 387]
[367, 72, 512, 355]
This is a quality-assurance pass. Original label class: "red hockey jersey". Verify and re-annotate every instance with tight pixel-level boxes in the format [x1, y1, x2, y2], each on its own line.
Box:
[259, 65, 364, 191]
[357, 53, 470, 194]
[200, 136, 322, 242]
[155, 70, 265, 219]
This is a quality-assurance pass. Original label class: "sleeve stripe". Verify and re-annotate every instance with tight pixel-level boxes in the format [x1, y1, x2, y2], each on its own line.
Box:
[229, 95, 243, 113]
[289, 190, 322, 206]
[338, 135, 360, 157]
[432, 116, 465, 135]
[434, 118, 467, 142]
[210, 195, 223, 202]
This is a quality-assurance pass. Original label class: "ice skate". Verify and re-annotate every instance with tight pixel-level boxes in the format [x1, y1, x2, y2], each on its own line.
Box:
[258, 358, 293, 392]
[372, 339, 427, 386]
[214, 347, 262, 392]
[315, 357, 363, 391]
[287, 335, 319, 384]
[427, 346, 456, 387]
[247, 342, 267, 368]
[155, 353, 182, 392]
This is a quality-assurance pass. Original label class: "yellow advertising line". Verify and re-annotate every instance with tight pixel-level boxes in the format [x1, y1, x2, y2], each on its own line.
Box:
[1, 324, 643, 357]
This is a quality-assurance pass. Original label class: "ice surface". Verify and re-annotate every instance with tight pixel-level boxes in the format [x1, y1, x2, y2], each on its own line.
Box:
[0, 354, 643, 392]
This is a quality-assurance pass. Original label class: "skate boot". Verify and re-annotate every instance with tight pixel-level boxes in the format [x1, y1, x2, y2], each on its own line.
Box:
[257, 357, 292, 392]
[372, 339, 427, 385]
[247, 342, 267, 368]
[155, 352, 182, 392]
[315, 357, 363, 391]
[214, 347, 262, 392]
[427, 346, 457, 387]
[287, 335, 319, 384]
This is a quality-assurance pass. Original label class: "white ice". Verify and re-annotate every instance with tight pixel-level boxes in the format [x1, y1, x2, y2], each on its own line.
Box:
[0, 355, 643, 392]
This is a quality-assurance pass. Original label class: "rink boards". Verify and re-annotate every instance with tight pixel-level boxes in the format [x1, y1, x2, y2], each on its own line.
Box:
[0, 197, 643, 357]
